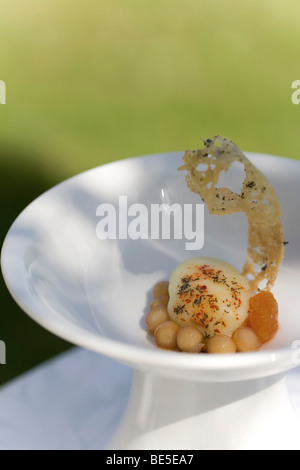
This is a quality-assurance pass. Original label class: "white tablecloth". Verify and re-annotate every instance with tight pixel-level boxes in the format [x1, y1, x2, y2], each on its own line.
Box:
[0, 348, 133, 450]
[0, 347, 299, 450]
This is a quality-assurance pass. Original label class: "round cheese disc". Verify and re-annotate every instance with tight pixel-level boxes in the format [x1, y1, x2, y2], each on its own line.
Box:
[168, 257, 251, 337]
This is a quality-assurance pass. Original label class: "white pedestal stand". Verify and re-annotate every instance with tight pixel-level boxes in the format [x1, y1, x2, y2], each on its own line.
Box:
[109, 370, 300, 450]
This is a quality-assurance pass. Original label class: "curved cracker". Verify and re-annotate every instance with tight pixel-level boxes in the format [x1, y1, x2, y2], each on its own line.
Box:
[179, 136, 284, 291]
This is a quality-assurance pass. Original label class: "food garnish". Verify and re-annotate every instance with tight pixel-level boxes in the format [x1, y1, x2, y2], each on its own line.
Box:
[179, 136, 284, 292]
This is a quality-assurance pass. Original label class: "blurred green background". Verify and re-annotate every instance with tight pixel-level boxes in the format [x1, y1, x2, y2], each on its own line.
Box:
[1, 0, 300, 385]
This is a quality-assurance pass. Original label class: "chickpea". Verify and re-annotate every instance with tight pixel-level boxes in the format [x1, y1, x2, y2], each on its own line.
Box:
[206, 335, 237, 354]
[177, 326, 205, 353]
[145, 305, 170, 333]
[153, 281, 169, 299]
[232, 327, 261, 352]
[154, 320, 179, 350]
[150, 295, 169, 309]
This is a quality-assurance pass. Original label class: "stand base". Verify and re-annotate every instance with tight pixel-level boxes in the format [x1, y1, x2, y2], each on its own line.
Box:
[108, 370, 300, 450]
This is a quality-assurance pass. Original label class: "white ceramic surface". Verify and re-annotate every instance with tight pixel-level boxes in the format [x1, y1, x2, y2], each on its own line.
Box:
[1, 152, 300, 383]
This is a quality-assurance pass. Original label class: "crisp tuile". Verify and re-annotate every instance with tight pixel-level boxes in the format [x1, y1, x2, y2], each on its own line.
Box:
[179, 136, 284, 291]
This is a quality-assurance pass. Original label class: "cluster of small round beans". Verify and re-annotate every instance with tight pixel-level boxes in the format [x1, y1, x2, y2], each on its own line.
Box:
[146, 281, 262, 354]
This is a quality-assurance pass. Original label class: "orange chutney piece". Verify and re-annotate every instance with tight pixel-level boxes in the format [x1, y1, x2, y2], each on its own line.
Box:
[248, 291, 279, 344]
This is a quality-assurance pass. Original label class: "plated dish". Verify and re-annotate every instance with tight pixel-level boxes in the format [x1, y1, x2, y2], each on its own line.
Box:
[1, 149, 300, 382]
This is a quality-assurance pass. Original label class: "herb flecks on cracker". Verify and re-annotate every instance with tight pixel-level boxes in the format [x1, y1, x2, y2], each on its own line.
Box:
[179, 136, 284, 291]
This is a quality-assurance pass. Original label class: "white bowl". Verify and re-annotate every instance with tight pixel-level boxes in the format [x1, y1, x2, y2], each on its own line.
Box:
[3, 151, 300, 449]
[1, 152, 300, 384]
